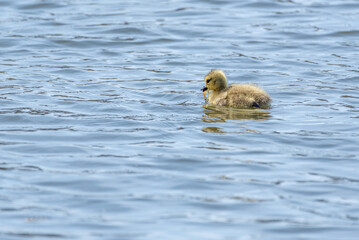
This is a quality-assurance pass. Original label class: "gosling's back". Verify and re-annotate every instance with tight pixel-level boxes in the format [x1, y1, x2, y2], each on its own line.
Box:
[227, 84, 271, 108]
[209, 84, 271, 109]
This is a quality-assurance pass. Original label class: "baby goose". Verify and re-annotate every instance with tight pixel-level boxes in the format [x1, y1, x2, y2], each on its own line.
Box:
[202, 70, 271, 109]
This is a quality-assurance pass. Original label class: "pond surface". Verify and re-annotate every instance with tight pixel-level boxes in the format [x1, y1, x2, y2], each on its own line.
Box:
[1, 0, 359, 239]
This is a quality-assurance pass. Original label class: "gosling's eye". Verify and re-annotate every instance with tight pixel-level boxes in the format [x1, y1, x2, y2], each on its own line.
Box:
[206, 78, 212, 83]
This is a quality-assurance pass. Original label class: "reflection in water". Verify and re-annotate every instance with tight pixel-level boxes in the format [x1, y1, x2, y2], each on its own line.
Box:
[202, 126, 225, 133]
[202, 105, 271, 133]
[202, 105, 271, 122]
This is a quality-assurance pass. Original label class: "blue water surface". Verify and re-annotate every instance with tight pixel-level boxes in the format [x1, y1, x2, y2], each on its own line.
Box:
[1, 0, 359, 239]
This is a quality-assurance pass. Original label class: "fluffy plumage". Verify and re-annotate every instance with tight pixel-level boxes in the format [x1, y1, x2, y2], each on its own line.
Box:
[202, 70, 271, 109]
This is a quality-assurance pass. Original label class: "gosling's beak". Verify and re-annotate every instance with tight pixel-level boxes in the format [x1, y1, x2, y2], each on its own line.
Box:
[201, 87, 208, 100]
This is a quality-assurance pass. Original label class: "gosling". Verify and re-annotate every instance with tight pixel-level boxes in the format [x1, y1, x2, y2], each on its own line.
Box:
[201, 70, 271, 109]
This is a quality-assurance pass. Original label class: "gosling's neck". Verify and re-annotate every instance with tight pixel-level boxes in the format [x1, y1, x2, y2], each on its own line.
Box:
[212, 85, 227, 93]
[208, 86, 227, 104]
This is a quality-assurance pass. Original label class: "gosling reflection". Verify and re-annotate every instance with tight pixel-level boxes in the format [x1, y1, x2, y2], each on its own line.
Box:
[202, 105, 270, 123]
[202, 126, 225, 133]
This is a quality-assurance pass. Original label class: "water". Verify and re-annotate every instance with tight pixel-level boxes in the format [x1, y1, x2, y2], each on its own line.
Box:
[1, 0, 359, 239]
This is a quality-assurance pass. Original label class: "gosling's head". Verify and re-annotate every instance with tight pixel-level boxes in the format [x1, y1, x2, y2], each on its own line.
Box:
[202, 70, 228, 93]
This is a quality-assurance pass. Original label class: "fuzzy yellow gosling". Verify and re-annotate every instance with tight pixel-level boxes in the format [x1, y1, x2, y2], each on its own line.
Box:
[201, 70, 271, 109]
